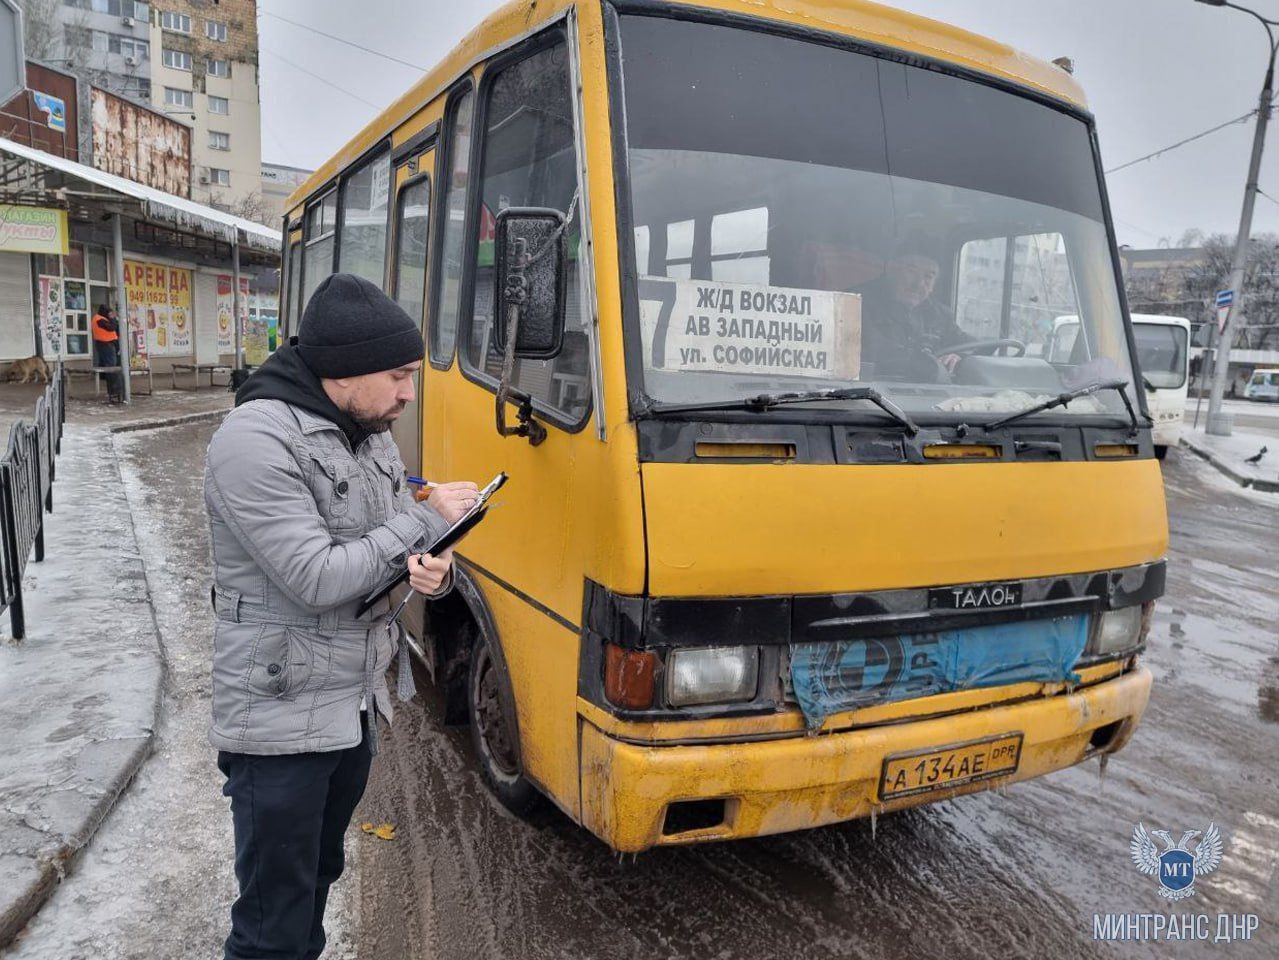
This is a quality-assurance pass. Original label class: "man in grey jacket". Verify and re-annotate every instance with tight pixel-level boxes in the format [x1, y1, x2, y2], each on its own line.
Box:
[204, 273, 477, 960]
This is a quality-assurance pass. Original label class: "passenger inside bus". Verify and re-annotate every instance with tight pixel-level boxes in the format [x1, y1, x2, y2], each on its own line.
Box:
[854, 238, 972, 383]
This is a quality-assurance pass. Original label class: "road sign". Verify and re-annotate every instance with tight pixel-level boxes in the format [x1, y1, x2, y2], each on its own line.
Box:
[1216, 290, 1235, 334]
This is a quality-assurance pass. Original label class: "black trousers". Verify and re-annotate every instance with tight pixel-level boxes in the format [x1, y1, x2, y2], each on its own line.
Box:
[92, 340, 122, 399]
[218, 722, 373, 960]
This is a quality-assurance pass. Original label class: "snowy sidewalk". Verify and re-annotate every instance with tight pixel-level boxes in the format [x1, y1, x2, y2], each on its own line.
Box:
[0, 390, 231, 947]
[1181, 425, 1279, 494]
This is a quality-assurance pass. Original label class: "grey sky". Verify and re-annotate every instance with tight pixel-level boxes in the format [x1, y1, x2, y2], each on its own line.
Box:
[258, 0, 1276, 248]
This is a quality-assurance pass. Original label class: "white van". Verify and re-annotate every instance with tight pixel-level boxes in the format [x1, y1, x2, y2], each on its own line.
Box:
[1131, 315, 1192, 457]
[1051, 315, 1190, 458]
[1244, 368, 1279, 402]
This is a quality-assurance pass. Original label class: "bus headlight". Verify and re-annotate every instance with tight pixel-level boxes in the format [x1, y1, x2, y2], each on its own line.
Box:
[1091, 602, 1154, 656]
[666, 646, 759, 707]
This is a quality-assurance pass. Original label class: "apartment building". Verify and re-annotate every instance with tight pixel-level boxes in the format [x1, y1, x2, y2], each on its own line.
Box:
[260, 161, 312, 227]
[28, 0, 263, 215]
[953, 233, 1076, 346]
[52, 0, 154, 102]
[148, 0, 261, 213]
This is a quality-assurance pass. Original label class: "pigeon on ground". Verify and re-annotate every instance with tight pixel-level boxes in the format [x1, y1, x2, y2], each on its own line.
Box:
[1244, 446, 1268, 465]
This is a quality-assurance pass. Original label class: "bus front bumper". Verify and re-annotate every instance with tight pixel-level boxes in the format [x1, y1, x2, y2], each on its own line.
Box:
[1152, 416, 1184, 448]
[578, 666, 1151, 852]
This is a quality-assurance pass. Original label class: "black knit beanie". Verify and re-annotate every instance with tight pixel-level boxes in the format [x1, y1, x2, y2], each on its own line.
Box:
[296, 273, 425, 378]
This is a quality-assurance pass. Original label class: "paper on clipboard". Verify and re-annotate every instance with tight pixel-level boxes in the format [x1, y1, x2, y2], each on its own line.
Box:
[357, 472, 508, 618]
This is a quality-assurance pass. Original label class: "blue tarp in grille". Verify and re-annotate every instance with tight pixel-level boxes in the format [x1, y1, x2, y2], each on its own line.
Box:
[789, 615, 1090, 729]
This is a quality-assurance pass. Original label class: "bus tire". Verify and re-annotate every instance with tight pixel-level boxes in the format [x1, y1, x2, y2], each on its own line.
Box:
[467, 636, 540, 816]
[1155, 445, 1168, 460]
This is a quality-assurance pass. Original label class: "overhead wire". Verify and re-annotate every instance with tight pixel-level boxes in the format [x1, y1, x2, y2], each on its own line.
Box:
[1105, 102, 1273, 175]
[1257, 186, 1279, 207]
[261, 10, 427, 72]
[262, 49, 384, 110]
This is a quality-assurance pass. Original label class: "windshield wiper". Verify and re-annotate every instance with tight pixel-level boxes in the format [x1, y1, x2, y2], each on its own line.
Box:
[650, 387, 919, 435]
[984, 379, 1142, 434]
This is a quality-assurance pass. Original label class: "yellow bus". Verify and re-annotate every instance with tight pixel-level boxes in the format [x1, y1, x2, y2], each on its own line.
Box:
[281, 0, 1167, 852]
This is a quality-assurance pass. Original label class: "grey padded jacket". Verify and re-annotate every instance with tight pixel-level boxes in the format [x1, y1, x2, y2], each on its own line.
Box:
[204, 398, 450, 755]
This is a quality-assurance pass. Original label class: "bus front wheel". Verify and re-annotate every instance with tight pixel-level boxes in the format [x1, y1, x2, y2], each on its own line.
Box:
[467, 637, 539, 816]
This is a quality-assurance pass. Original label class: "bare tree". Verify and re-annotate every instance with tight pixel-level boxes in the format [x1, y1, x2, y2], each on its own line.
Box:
[230, 191, 274, 227]
[1124, 234, 1275, 338]
[18, 0, 93, 68]
[1178, 228, 1205, 248]
[17, 0, 63, 61]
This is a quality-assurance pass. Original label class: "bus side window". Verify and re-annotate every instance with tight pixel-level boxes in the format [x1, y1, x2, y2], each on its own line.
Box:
[429, 85, 475, 367]
[393, 176, 430, 325]
[302, 189, 337, 313]
[637, 209, 771, 285]
[282, 240, 302, 338]
[338, 148, 392, 287]
[955, 232, 1079, 357]
[461, 37, 591, 426]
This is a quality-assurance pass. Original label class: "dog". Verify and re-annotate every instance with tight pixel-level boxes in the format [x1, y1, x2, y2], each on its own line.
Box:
[8, 356, 51, 384]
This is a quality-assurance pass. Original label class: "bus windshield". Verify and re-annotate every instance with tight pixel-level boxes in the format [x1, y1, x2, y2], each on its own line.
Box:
[616, 15, 1138, 422]
[1132, 323, 1188, 390]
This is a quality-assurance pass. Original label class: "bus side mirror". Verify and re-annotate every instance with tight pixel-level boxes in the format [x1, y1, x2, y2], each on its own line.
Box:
[494, 207, 567, 359]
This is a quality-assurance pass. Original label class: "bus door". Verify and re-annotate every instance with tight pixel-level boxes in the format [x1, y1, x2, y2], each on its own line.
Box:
[389, 142, 436, 475]
[439, 34, 599, 812]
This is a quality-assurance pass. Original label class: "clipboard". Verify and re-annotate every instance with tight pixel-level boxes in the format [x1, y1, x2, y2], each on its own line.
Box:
[356, 472, 508, 618]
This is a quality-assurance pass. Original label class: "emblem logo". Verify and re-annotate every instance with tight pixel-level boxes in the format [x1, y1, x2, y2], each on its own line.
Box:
[1130, 822, 1223, 901]
[928, 582, 1023, 610]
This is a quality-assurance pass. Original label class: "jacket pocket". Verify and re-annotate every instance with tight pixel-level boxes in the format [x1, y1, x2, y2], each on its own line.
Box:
[246, 624, 314, 700]
[305, 450, 360, 530]
[368, 450, 404, 518]
[372, 621, 397, 678]
[371, 451, 402, 487]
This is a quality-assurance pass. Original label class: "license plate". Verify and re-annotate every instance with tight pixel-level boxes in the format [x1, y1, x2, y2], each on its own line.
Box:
[879, 733, 1023, 801]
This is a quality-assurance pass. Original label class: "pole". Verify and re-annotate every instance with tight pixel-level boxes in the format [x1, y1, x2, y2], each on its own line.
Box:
[1205, 35, 1276, 436]
[231, 234, 243, 371]
[112, 213, 132, 404]
[1193, 321, 1216, 429]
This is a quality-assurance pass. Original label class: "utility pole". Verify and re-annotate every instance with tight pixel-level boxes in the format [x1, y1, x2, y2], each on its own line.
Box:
[112, 213, 132, 404]
[1197, 0, 1279, 436]
[232, 234, 243, 371]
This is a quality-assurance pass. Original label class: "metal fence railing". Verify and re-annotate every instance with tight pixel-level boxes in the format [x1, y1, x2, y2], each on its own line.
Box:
[0, 366, 65, 639]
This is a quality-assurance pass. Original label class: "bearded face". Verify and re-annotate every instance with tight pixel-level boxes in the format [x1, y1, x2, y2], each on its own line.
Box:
[328, 363, 419, 433]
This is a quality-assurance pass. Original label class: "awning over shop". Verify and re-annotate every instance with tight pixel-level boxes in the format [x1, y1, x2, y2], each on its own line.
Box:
[0, 136, 280, 254]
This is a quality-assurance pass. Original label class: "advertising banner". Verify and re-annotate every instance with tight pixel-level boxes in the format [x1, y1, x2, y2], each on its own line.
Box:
[244, 291, 278, 367]
[33, 92, 66, 132]
[123, 260, 161, 366]
[216, 275, 251, 355]
[167, 267, 193, 355]
[124, 260, 170, 357]
[244, 316, 269, 367]
[37, 276, 62, 359]
[124, 261, 194, 358]
[0, 205, 69, 255]
[216, 276, 233, 352]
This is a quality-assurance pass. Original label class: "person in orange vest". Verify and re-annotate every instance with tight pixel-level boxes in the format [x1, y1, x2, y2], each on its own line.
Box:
[91, 305, 123, 403]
